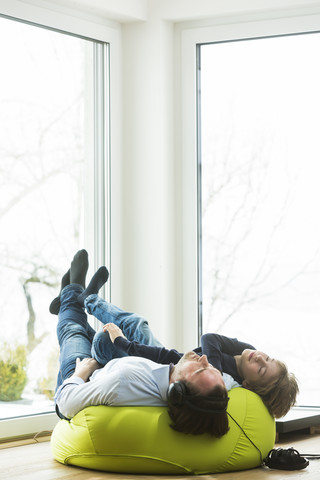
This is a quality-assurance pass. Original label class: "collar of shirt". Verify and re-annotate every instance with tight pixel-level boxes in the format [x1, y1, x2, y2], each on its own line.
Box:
[223, 372, 241, 390]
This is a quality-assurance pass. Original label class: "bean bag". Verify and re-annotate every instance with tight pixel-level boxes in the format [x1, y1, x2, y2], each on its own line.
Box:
[51, 387, 275, 475]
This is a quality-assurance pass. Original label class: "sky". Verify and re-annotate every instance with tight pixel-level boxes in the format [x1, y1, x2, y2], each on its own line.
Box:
[0, 16, 90, 406]
[200, 32, 320, 405]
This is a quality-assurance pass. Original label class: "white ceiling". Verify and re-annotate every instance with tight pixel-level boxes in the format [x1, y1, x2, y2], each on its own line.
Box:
[18, 0, 320, 24]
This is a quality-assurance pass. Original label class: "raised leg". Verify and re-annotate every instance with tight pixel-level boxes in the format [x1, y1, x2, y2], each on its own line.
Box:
[86, 294, 163, 365]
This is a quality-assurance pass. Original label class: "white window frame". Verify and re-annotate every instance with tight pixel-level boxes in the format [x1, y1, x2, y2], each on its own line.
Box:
[0, 1, 120, 441]
[178, 12, 320, 350]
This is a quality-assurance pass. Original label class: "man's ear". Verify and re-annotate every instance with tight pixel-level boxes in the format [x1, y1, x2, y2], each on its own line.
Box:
[242, 380, 251, 390]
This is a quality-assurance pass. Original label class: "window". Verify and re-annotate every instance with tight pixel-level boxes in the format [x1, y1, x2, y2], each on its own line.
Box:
[198, 32, 320, 406]
[0, 15, 109, 429]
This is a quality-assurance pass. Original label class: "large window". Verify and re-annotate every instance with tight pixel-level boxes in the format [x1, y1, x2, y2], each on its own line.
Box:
[198, 32, 320, 406]
[0, 15, 109, 426]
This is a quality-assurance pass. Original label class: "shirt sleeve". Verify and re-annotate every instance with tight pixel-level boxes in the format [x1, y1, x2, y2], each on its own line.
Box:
[55, 370, 121, 419]
[114, 336, 182, 364]
[201, 333, 256, 383]
[201, 333, 255, 362]
[200, 334, 224, 371]
[55, 358, 170, 419]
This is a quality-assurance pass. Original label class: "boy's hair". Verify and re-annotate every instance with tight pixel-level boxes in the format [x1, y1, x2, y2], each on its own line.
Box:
[167, 382, 229, 436]
[248, 360, 299, 418]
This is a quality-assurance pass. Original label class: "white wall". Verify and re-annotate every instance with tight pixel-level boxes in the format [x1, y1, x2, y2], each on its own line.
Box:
[118, 14, 176, 346]
[1, 0, 320, 351]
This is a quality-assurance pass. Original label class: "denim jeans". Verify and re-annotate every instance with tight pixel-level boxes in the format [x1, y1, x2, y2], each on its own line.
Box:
[86, 294, 163, 365]
[56, 284, 96, 390]
[56, 287, 163, 390]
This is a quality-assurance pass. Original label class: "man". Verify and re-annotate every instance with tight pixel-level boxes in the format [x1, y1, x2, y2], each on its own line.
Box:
[52, 250, 229, 437]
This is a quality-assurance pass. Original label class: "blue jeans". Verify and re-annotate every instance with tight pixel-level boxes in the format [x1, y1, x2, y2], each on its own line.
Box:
[56, 286, 162, 390]
[56, 284, 96, 390]
[86, 294, 163, 365]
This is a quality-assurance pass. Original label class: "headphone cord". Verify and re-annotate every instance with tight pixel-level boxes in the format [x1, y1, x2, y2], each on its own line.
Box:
[226, 412, 320, 465]
[300, 454, 320, 459]
[227, 412, 264, 465]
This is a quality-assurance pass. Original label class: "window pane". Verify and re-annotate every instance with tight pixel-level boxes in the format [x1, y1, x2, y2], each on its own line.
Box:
[199, 33, 320, 406]
[0, 17, 107, 418]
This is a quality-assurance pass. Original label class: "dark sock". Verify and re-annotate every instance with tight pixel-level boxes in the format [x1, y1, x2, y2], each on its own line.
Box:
[49, 269, 70, 315]
[70, 249, 89, 286]
[77, 266, 109, 307]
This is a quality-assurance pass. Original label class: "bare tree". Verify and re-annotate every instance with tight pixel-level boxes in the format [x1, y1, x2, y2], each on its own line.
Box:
[0, 50, 85, 402]
[20, 265, 59, 353]
[201, 132, 320, 332]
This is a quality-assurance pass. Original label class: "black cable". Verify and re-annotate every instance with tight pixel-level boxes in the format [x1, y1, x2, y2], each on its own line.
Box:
[227, 411, 264, 465]
[300, 454, 320, 459]
[226, 412, 320, 464]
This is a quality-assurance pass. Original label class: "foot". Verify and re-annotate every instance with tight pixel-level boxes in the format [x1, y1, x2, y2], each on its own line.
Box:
[49, 269, 70, 315]
[70, 249, 89, 287]
[77, 266, 109, 307]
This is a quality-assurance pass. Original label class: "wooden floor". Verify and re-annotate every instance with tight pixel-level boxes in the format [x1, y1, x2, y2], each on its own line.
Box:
[1, 432, 319, 480]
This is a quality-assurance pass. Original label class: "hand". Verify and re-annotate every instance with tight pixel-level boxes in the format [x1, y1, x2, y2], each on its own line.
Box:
[103, 323, 126, 343]
[73, 357, 100, 382]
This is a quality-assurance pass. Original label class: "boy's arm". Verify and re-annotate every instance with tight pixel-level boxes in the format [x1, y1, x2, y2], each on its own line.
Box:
[201, 333, 256, 375]
[115, 337, 182, 364]
[104, 323, 182, 364]
[219, 334, 256, 355]
[202, 333, 255, 358]
[200, 334, 223, 371]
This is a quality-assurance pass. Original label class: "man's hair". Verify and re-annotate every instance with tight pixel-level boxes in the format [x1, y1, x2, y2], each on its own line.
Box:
[167, 382, 229, 436]
[248, 360, 299, 418]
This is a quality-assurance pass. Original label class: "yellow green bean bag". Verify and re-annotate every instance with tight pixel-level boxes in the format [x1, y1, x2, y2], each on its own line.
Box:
[51, 387, 275, 475]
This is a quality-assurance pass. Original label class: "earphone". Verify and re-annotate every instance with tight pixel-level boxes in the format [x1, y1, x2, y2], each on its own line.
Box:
[167, 381, 229, 413]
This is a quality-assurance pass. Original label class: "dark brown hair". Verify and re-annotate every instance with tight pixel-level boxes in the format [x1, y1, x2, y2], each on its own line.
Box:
[248, 360, 299, 418]
[167, 382, 230, 436]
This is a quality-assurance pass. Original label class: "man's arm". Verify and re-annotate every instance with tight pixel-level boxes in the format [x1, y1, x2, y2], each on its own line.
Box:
[72, 357, 101, 381]
[55, 357, 170, 419]
[55, 368, 121, 419]
[54, 357, 103, 418]
[104, 323, 182, 364]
